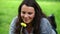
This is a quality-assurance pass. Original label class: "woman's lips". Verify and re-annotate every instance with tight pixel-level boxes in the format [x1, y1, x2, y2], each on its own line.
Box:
[24, 18, 28, 21]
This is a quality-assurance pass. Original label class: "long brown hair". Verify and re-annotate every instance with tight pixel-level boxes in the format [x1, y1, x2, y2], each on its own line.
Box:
[15, 0, 46, 34]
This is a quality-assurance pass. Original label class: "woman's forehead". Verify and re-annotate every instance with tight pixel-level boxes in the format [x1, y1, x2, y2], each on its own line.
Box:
[21, 4, 35, 11]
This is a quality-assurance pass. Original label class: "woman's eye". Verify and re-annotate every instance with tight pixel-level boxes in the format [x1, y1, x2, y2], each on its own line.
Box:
[28, 12, 32, 15]
[22, 11, 25, 14]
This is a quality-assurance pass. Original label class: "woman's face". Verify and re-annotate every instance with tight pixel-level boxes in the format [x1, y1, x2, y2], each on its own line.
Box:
[21, 4, 35, 24]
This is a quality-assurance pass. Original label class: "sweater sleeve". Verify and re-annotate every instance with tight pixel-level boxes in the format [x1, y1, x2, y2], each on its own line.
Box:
[40, 18, 52, 34]
[9, 16, 17, 34]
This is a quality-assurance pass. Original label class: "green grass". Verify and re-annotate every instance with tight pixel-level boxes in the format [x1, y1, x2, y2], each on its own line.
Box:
[0, 0, 60, 34]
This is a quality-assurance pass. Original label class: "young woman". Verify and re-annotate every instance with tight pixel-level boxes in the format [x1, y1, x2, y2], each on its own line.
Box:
[9, 0, 56, 34]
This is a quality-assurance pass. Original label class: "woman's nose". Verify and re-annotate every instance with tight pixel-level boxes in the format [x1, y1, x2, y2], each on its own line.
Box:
[24, 14, 28, 18]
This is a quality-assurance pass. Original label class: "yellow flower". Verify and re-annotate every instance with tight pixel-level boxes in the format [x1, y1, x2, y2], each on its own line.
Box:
[21, 22, 27, 27]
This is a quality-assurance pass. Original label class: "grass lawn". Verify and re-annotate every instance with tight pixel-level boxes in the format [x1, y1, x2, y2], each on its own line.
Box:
[0, 0, 60, 34]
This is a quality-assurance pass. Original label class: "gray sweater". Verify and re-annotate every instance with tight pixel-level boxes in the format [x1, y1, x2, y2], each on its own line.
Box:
[9, 16, 56, 34]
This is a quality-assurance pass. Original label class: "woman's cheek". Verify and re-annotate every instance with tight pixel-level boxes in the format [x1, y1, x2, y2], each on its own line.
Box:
[29, 14, 35, 19]
[21, 14, 24, 18]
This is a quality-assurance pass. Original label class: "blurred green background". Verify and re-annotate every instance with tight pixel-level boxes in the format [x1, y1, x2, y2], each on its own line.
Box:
[0, 0, 60, 34]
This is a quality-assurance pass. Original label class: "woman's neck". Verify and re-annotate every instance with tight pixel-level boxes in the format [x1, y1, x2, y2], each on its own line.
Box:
[26, 23, 33, 33]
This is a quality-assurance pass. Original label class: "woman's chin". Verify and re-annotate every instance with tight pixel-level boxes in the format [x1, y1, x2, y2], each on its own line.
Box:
[23, 21, 31, 24]
[23, 20, 31, 24]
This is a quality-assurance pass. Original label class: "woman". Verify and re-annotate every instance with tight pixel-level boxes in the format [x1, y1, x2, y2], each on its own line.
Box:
[9, 0, 56, 34]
